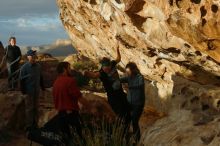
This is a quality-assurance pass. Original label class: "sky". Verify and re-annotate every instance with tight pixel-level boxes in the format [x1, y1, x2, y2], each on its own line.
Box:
[0, 0, 68, 46]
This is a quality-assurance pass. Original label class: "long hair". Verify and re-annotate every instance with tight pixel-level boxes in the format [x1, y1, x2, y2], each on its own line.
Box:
[8, 36, 16, 44]
[126, 62, 140, 76]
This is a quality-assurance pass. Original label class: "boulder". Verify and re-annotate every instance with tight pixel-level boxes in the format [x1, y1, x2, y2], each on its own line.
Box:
[0, 92, 26, 130]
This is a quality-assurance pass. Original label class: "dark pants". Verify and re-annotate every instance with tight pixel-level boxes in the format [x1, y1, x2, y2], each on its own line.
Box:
[7, 62, 19, 89]
[25, 94, 39, 128]
[131, 105, 144, 142]
[57, 111, 83, 139]
[108, 92, 131, 123]
[108, 92, 131, 135]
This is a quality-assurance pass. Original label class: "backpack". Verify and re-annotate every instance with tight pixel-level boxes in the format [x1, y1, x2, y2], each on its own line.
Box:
[27, 127, 64, 146]
[27, 114, 66, 146]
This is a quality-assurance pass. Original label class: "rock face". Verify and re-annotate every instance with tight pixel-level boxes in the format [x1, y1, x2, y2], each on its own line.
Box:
[0, 90, 26, 130]
[141, 75, 220, 146]
[57, 0, 220, 111]
[57, 0, 220, 145]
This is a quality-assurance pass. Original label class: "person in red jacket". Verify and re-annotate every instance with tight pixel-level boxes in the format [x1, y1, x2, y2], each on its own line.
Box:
[53, 62, 88, 141]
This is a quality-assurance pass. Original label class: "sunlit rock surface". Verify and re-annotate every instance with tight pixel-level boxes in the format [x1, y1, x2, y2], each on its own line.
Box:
[57, 0, 220, 145]
[57, 0, 220, 110]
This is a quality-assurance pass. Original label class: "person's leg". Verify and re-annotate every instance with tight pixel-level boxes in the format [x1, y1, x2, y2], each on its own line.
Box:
[7, 63, 13, 89]
[123, 94, 131, 129]
[33, 93, 40, 127]
[108, 93, 130, 119]
[58, 112, 71, 135]
[119, 93, 131, 133]
[12, 63, 20, 89]
[68, 111, 83, 138]
[131, 105, 144, 142]
[25, 95, 35, 128]
[25, 92, 41, 129]
[109, 94, 131, 142]
[57, 112, 72, 145]
[10, 63, 16, 89]
[67, 111, 85, 145]
[124, 106, 131, 131]
[120, 103, 131, 144]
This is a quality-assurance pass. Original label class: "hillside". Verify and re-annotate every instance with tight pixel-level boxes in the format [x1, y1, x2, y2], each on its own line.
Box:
[21, 39, 77, 57]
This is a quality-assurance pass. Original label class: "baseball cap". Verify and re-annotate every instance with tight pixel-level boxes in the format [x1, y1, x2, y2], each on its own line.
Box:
[27, 49, 37, 56]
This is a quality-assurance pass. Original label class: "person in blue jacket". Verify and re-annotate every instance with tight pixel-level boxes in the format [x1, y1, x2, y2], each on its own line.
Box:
[120, 62, 145, 142]
[20, 50, 45, 128]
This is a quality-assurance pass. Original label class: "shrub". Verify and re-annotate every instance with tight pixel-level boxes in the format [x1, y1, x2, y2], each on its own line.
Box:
[71, 61, 103, 91]
[70, 115, 135, 146]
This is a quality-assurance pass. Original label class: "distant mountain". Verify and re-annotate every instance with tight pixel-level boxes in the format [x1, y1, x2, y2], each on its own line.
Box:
[21, 39, 77, 57]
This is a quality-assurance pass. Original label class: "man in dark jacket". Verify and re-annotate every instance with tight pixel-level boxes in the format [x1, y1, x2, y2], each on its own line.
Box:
[5, 37, 22, 90]
[84, 44, 131, 131]
[20, 49, 45, 128]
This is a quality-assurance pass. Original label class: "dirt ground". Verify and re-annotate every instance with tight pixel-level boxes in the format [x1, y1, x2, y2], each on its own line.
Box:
[0, 106, 164, 146]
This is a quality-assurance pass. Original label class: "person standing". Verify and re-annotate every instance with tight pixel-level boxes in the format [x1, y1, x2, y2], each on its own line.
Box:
[120, 62, 145, 143]
[0, 41, 4, 71]
[5, 37, 22, 90]
[53, 62, 89, 142]
[84, 44, 131, 129]
[20, 50, 45, 128]
[0, 41, 3, 48]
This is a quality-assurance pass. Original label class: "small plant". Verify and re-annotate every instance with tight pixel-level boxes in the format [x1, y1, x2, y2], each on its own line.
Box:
[71, 61, 104, 91]
[72, 61, 98, 71]
[71, 115, 135, 146]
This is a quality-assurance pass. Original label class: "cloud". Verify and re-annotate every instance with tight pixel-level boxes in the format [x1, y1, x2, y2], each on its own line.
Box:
[0, 0, 58, 19]
[0, 18, 67, 46]
[0, 0, 68, 46]
[10, 16, 61, 31]
[0, 0, 61, 31]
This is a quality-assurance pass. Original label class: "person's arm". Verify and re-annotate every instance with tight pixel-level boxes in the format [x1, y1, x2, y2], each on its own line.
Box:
[17, 46, 22, 62]
[115, 43, 121, 63]
[69, 79, 92, 109]
[15, 46, 22, 62]
[69, 78, 83, 99]
[84, 71, 100, 79]
[128, 75, 145, 89]
[120, 76, 129, 83]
